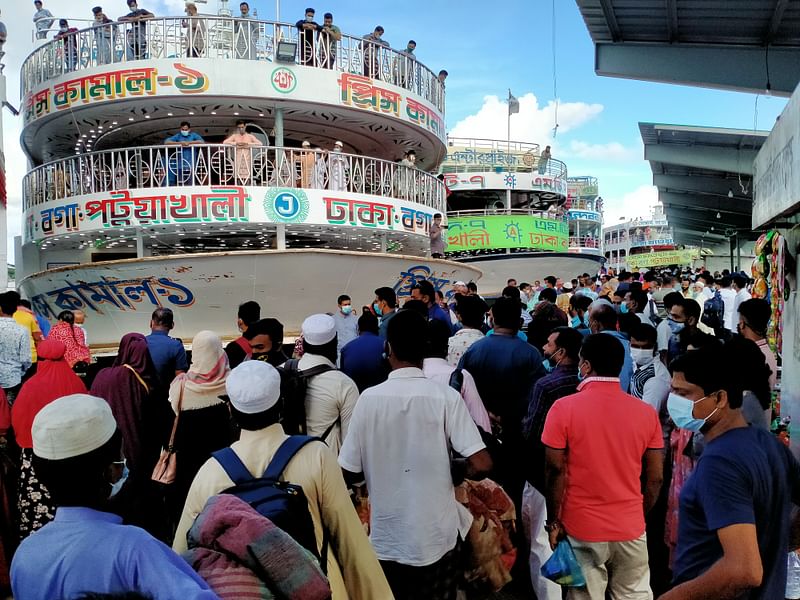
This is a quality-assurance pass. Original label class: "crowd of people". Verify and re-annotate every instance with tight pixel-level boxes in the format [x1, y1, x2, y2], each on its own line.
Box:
[0, 262, 795, 600]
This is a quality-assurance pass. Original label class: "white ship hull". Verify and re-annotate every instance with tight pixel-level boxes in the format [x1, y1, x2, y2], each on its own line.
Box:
[19, 250, 482, 348]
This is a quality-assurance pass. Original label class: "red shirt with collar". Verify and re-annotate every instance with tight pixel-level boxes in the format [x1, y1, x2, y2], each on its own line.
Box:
[542, 377, 663, 542]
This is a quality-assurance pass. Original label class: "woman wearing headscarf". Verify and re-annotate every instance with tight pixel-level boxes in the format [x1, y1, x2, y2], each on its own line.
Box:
[167, 330, 233, 522]
[12, 339, 86, 538]
[48, 310, 91, 369]
[90, 333, 167, 538]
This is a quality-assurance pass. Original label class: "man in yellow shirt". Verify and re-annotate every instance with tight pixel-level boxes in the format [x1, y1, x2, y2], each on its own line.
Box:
[8, 292, 42, 372]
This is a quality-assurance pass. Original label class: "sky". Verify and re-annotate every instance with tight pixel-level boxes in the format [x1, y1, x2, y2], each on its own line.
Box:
[0, 0, 789, 262]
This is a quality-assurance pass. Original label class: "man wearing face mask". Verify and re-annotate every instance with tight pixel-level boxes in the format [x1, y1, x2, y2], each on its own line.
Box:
[224, 300, 260, 369]
[362, 25, 388, 79]
[332, 294, 358, 359]
[165, 122, 205, 185]
[661, 345, 800, 600]
[665, 297, 702, 364]
[394, 39, 417, 89]
[520, 327, 582, 600]
[119, 0, 154, 60]
[629, 323, 670, 440]
[223, 120, 261, 184]
[568, 294, 592, 337]
[542, 334, 663, 600]
[373, 287, 398, 340]
[295, 8, 321, 66]
[242, 317, 288, 367]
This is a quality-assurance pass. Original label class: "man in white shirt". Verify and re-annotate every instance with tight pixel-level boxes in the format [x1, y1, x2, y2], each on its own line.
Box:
[339, 309, 491, 600]
[292, 314, 359, 456]
[718, 275, 738, 332]
[629, 323, 671, 443]
[331, 294, 358, 358]
[732, 274, 752, 316]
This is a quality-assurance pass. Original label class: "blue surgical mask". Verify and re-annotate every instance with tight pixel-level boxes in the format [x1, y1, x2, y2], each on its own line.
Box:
[667, 319, 685, 335]
[542, 349, 563, 373]
[373, 302, 382, 316]
[180, 130, 190, 137]
[620, 303, 629, 314]
[571, 315, 583, 328]
[341, 305, 353, 315]
[667, 392, 719, 432]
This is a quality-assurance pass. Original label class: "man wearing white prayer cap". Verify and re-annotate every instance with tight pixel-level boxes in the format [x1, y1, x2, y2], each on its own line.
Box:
[11, 394, 218, 600]
[286, 314, 359, 456]
[173, 361, 393, 599]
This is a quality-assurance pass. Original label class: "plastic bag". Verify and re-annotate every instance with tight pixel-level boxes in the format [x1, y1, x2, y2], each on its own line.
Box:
[541, 539, 586, 587]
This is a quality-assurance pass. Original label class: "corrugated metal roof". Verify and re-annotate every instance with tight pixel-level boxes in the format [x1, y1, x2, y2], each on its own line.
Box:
[577, 0, 800, 46]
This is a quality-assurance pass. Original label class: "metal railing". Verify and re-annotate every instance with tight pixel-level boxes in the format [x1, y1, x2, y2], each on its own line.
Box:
[447, 208, 564, 220]
[569, 236, 602, 249]
[23, 144, 446, 213]
[446, 137, 540, 154]
[567, 199, 601, 212]
[441, 156, 567, 179]
[22, 16, 445, 111]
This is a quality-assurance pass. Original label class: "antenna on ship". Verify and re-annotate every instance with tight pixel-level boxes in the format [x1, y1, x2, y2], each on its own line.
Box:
[217, 0, 231, 16]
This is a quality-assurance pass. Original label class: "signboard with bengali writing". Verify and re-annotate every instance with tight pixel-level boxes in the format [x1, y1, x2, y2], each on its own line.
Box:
[441, 146, 536, 169]
[23, 60, 446, 143]
[626, 249, 699, 269]
[23, 186, 437, 243]
[446, 215, 568, 252]
[442, 171, 568, 197]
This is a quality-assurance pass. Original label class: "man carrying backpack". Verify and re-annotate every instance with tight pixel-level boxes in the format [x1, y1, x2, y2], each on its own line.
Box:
[173, 360, 392, 599]
[281, 314, 360, 456]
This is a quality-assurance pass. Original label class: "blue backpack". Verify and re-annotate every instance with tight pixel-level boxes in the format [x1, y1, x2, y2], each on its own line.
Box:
[212, 436, 327, 567]
[701, 290, 725, 330]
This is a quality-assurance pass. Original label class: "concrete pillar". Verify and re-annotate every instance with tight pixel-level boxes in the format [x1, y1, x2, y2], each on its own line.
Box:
[274, 106, 284, 147]
[136, 229, 144, 258]
[276, 223, 286, 249]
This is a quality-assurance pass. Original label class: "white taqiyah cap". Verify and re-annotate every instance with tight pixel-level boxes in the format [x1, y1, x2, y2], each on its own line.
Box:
[226, 361, 281, 414]
[562, 281, 573, 290]
[301, 140, 311, 147]
[454, 281, 466, 287]
[302, 313, 337, 346]
[334, 140, 343, 147]
[32, 394, 117, 460]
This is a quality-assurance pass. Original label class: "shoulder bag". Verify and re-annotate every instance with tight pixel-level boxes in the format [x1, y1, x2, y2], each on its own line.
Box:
[152, 381, 183, 485]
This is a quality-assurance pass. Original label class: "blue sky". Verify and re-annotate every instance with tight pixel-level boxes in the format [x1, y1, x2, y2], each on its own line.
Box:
[1, 0, 788, 258]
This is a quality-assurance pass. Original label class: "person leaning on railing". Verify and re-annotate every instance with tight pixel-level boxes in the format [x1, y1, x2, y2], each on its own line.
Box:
[118, 0, 153, 61]
[182, 3, 205, 58]
[91, 7, 113, 65]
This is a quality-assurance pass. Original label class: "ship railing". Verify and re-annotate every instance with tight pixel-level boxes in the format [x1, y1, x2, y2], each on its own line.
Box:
[446, 137, 540, 154]
[22, 16, 445, 111]
[446, 208, 561, 219]
[23, 144, 446, 213]
[441, 156, 567, 179]
[568, 236, 601, 249]
[567, 199, 601, 212]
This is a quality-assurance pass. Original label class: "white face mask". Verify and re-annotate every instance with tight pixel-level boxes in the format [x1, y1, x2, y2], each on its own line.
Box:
[631, 347, 656, 367]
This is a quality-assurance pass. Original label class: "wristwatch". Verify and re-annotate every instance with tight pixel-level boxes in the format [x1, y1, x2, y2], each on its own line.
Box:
[544, 520, 561, 533]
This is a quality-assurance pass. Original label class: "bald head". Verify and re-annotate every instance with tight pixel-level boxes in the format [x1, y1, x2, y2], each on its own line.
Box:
[589, 302, 617, 333]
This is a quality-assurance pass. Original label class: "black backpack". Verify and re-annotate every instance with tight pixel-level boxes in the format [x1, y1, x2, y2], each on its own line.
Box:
[279, 359, 335, 437]
[212, 436, 327, 567]
[701, 290, 725, 330]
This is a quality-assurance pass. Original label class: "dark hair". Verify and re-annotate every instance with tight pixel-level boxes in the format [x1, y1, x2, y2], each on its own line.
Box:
[550, 326, 582, 361]
[34, 430, 123, 508]
[435, 290, 445, 301]
[539, 288, 557, 303]
[92, 6, 103, 14]
[726, 336, 772, 409]
[663, 291, 683, 310]
[720, 276, 732, 288]
[235, 119, 246, 126]
[681, 297, 701, 322]
[0, 293, 17, 317]
[357, 313, 379, 335]
[150, 307, 174, 328]
[591, 302, 618, 331]
[643, 271, 656, 282]
[732, 274, 748, 289]
[684, 330, 719, 351]
[519, 282, 531, 291]
[618, 312, 640, 337]
[19, 299, 32, 309]
[670, 345, 744, 409]
[413, 280, 435, 304]
[502, 286, 521, 301]
[240, 1, 249, 6]
[401, 299, 428, 319]
[59, 18, 68, 26]
[426, 319, 452, 359]
[58, 310, 75, 325]
[337, 294, 351, 305]
[374, 287, 397, 308]
[374, 25, 384, 33]
[580, 333, 624, 377]
[438, 69, 448, 76]
[613, 290, 626, 301]
[544, 276, 557, 287]
[243, 318, 284, 347]
[570, 294, 592, 312]
[386, 310, 427, 364]
[305, 7, 315, 13]
[507, 278, 517, 285]
[629, 290, 648, 312]
[324, 12, 333, 19]
[229, 403, 282, 431]
[629, 322, 658, 347]
[738, 298, 771, 336]
[619, 271, 633, 282]
[433, 213, 442, 219]
[454, 295, 488, 329]
[180, 121, 190, 129]
[237, 300, 261, 326]
[491, 296, 521, 331]
[408, 39, 416, 45]
[467, 281, 478, 293]
[629, 281, 643, 294]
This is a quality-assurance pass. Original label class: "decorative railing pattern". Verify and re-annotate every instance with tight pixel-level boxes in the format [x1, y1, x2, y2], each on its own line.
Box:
[22, 17, 445, 111]
[23, 144, 446, 213]
[569, 236, 601, 249]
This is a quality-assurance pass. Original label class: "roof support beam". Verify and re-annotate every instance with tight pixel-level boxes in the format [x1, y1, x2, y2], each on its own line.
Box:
[665, 0, 678, 43]
[595, 42, 800, 96]
[653, 174, 751, 199]
[766, 0, 790, 43]
[598, 0, 622, 42]
[644, 144, 758, 176]
[671, 227, 726, 241]
[666, 212, 752, 229]
[659, 192, 753, 215]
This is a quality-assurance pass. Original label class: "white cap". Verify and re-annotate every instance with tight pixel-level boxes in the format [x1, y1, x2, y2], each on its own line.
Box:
[334, 140, 343, 147]
[301, 313, 337, 346]
[454, 281, 466, 287]
[226, 361, 282, 414]
[32, 394, 117, 460]
[562, 281, 573, 290]
[301, 140, 311, 147]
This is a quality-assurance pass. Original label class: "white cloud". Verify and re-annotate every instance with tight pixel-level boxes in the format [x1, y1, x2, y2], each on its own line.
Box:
[566, 140, 640, 162]
[602, 185, 659, 225]
[449, 93, 603, 148]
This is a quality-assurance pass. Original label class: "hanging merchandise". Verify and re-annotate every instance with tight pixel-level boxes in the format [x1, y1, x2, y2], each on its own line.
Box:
[751, 230, 790, 356]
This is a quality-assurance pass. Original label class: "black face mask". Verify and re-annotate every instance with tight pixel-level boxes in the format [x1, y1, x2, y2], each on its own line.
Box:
[252, 348, 283, 365]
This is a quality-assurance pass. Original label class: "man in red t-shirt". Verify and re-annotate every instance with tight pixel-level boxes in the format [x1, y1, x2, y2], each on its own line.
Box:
[542, 333, 663, 599]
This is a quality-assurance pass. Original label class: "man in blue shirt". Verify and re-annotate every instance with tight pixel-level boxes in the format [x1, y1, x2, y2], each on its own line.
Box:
[459, 296, 546, 504]
[340, 313, 388, 392]
[11, 393, 218, 599]
[588, 301, 632, 392]
[662, 345, 800, 600]
[332, 294, 359, 359]
[166, 121, 205, 185]
[145, 307, 188, 390]
[373, 286, 398, 340]
[410, 280, 451, 331]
